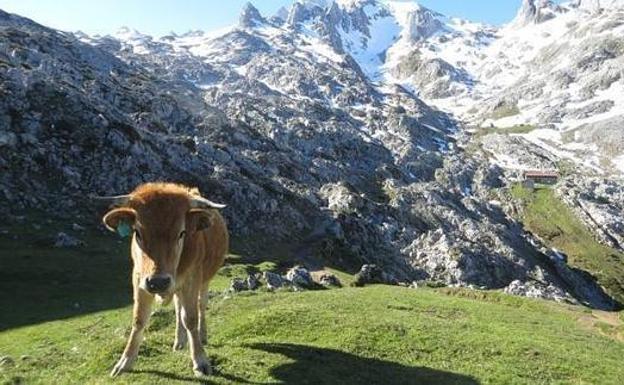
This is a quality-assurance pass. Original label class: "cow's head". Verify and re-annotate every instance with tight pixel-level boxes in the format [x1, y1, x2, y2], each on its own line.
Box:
[100, 184, 225, 296]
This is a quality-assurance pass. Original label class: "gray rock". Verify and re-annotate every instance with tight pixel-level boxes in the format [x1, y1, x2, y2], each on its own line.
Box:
[72, 223, 85, 232]
[313, 272, 342, 287]
[229, 278, 248, 292]
[285, 266, 313, 288]
[263, 271, 285, 291]
[567, 100, 614, 119]
[512, 0, 560, 27]
[0, 132, 17, 147]
[353, 264, 397, 287]
[53, 232, 84, 248]
[319, 183, 361, 215]
[239, 2, 266, 28]
[557, 176, 624, 251]
[246, 273, 260, 290]
[504, 279, 574, 303]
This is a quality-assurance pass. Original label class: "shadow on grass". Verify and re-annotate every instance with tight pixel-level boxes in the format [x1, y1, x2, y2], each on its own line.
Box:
[131, 344, 479, 385]
[249, 343, 480, 385]
[0, 224, 132, 331]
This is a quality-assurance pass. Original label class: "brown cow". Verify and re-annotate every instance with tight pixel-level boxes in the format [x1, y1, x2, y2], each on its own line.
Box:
[101, 182, 228, 377]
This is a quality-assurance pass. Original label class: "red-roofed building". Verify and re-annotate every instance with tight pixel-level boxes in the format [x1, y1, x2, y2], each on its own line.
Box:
[522, 170, 559, 187]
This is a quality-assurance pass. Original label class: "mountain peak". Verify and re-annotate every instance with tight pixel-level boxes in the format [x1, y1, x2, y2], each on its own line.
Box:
[286, 1, 328, 26]
[393, 3, 445, 42]
[511, 0, 560, 27]
[114, 26, 149, 40]
[271, 6, 290, 24]
[239, 2, 266, 28]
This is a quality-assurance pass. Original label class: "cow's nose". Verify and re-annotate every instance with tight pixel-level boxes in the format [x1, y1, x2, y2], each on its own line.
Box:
[145, 275, 171, 293]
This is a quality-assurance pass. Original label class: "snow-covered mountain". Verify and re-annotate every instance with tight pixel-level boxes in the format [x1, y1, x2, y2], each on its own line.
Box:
[269, 0, 624, 174]
[104, 0, 621, 174]
[142, 0, 621, 175]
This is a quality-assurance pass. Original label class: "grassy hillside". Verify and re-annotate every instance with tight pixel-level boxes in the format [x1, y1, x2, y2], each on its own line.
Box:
[511, 185, 624, 306]
[1, 286, 623, 385]
[1, 213, 623, 385]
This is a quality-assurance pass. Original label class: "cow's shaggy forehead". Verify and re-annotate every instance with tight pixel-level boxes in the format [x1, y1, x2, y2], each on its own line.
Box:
[131, 182, 197, 201]
[129, 183, 194, 232]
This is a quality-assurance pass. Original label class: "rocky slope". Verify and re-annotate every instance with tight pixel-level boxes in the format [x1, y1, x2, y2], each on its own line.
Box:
[0, 3, 620, 309]
[557, 176, 624, 251]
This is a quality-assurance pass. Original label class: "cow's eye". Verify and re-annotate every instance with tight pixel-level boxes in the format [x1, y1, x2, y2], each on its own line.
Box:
[179, 230, 186, 240]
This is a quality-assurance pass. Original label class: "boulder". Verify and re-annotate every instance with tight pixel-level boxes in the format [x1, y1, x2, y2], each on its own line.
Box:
[352, 264, 397, 287]
[503, 280, 573, 303]
[285, 266, 313, 288]
[229, 278, 248, 292]
[246, 273, 261, 291]
[311, 271, 342, 287]
[53, 232, 84, 248]
[263, 271, 285, 290]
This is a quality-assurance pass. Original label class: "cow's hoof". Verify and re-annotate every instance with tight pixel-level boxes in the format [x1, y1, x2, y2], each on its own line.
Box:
[173, 340, 187, 351]
[192, 359, 212, 377]
[110, 356, 134, 377]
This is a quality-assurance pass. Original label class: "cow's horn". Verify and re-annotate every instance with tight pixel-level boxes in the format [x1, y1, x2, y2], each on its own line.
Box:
[190, 196, 226, 209]
[90, 194, 132, 207]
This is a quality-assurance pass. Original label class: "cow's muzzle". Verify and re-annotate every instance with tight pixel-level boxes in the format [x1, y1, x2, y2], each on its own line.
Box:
[144, 274, 172, 294]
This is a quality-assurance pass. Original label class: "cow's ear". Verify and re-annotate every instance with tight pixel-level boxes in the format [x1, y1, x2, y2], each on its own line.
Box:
[103, 208, 137, 234]
[187, 209, 214, 232]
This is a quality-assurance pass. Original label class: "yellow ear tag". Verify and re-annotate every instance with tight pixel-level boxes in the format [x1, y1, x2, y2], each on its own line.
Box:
[117, 221, 132, 238]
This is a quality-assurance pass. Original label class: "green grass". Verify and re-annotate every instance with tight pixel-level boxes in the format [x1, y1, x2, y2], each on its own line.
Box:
[474, 124, 535, 138]
[490, 104, 520, 120]
[0, 216, 131, 330]
[1, 214, 624, 385]
[1, 286, 623, 385]
[511, 185, 624, 305]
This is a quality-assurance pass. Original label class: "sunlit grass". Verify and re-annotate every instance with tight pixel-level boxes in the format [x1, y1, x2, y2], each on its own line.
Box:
[1, 286, 623, 385]
[1, 212, 623, 384]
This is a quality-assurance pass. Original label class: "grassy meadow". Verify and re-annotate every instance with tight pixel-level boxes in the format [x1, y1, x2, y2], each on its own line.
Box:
[0, 209, 623, 385]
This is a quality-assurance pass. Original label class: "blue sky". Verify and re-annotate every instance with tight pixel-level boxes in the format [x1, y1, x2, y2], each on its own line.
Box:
[0, 0, 529, 36]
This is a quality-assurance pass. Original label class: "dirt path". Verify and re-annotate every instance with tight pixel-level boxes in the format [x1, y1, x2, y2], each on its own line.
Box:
[577, 310, 623, 342]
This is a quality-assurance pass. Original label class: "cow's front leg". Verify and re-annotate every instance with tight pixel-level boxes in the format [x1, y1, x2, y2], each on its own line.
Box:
[111, 286, 154, 377]
[180, 288, 211, 377]
[173, 294, 187, 350]
[198, 290, 208, 345]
